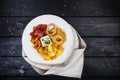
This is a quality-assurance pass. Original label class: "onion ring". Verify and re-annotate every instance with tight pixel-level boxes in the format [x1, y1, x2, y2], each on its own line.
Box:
[34, 40, 41, 50]
[46, 23, 57, 36]
[52, 35, 64, 45]
[31, 37, 39, 44]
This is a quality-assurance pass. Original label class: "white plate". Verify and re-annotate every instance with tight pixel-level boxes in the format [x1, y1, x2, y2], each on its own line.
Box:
[22, 14, 75, 65]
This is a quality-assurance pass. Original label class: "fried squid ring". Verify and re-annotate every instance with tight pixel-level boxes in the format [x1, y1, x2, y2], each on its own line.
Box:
[52, 35, 64, 45]
[56, 28, 61, 35]
[46, 23, 57, 36]
[30, 23, 66, 60]
[31, 37, 39, 44]
[60, 32, 66, 41]
[59, 28, 66, 37]
[56, 28, 66, 41]
[34, 40, 41, 50]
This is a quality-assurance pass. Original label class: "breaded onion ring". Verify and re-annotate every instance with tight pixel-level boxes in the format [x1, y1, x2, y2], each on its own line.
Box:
[56, 28, 66, 41]
[46, 23, 57, 36]
[34, 40, 41, 50]
[52, 35, 64, 45]
[31, 37, 39, 44]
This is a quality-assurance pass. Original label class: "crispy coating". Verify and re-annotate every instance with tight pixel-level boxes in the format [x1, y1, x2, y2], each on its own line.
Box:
[31, 23, 66, 60]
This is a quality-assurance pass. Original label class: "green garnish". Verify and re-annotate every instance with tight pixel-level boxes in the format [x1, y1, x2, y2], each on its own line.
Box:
[44, 40, 50, 44]
[42, 39, 44, 41]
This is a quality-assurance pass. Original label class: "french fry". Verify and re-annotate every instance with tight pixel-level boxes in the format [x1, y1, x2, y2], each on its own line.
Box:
[52, 45, 57, 52]
[56, 50, 63, 56]
[51, 56, 57, 60]
[48, 52, 55, 57]
[48, 45, 53, 52]
[30, 23, 66, 60]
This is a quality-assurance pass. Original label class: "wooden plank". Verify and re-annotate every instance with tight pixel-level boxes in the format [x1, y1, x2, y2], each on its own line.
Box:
[0, 17, 119, 36]
[82, 78, 120, 80]
[0, 77, 79, 80]
[0, 57, 39, 76]
[84, 38, 120, 57]
[0, 37, 119, 57]
[82, 58, 120, 77]
[0, 77, 120, 80]
[0, 18, 31, 36]
[0, 38, 21, 56]
[0, 57, 119, 77]
[0, 0, 119, 16]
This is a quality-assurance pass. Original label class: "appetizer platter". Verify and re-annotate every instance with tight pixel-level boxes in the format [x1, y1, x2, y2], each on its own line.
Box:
[30, 23, 66, 60]
[22, 15, 74, 64]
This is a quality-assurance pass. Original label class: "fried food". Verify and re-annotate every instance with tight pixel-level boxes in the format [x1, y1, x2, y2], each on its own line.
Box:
[52, 35, 64, 46]
[34, 40, 41, 50]
[30, 23, 66, 60]
[46, 23, 57, 36]
[31, 37, 39, 44]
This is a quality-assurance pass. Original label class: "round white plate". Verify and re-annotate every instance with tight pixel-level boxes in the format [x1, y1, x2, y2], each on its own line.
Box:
[22, 14, 75, 65]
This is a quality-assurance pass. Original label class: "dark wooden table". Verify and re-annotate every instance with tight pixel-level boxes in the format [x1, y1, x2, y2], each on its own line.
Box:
[0, 0, 120, 80]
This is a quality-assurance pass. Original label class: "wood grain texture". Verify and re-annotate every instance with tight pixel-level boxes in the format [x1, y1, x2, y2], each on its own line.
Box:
[0, 0, 120, 79]
[0, 57, 39, 76]
[0, 77, 120, 80]
[83, 58, 120, 77]
[0, 38, 120, 57]
[0, 57, 119, 77]
[84, 38, 120, 57]
[0, 77, 79, 80]
[0, 0, 119, 16]
[0, 17, 119, 37]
